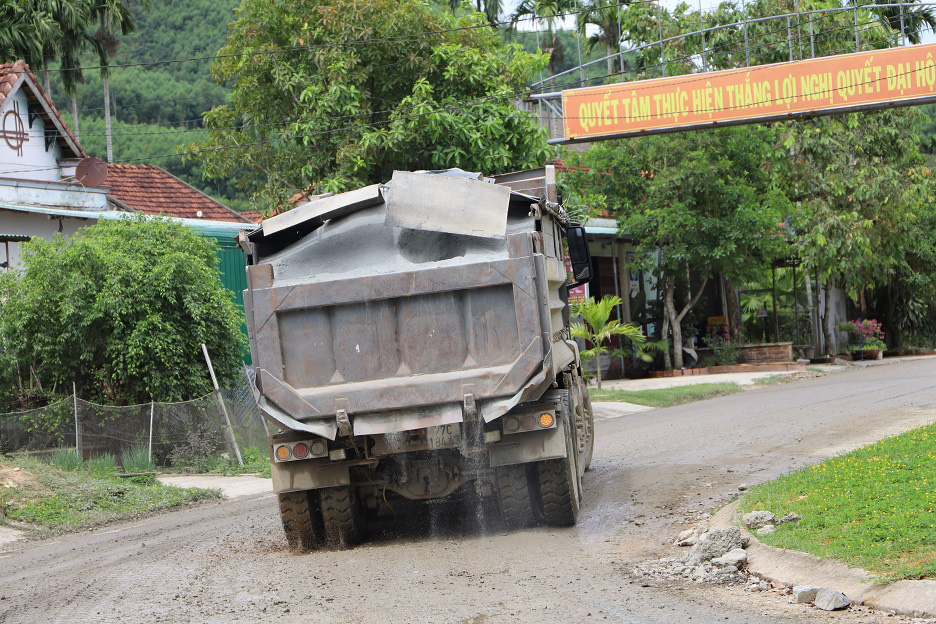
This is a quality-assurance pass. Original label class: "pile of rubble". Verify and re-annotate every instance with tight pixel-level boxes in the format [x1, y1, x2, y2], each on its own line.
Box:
[633, 510, 853, 612]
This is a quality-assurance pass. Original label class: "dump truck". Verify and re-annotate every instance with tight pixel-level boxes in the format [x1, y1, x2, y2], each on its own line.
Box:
[241, 166, 594, 550]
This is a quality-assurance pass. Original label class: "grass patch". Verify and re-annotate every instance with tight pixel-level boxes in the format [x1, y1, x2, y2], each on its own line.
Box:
[121, 444, 156, 474]
[0, 456, 220, 534]
[739, 421, 936, 581]
[589, 383, 743, 407]
[753, 374, 794, 386]
[208, 446, 271, 479]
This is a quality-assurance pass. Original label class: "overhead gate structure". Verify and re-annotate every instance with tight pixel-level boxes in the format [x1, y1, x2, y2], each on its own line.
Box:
[522, 3, 936, 144]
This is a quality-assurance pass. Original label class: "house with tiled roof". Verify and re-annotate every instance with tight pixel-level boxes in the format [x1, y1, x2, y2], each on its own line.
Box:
[104, 164, 253, 223]
[0, 60, 255, 270]
[0, 60, 109, 269]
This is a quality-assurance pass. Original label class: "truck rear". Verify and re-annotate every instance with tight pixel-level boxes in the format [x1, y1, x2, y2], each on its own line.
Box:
[242, 166, 594, 549]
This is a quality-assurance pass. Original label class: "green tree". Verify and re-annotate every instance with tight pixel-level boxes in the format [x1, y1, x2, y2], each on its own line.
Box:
[563, 125, 790, 369]
[192, 0, 551, 212]
[776, 109, 935, 352]
[0, 217, 244, 405]
[571, 295, 647, 389]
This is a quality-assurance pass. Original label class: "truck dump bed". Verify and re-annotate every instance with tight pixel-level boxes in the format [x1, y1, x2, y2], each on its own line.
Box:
[245, 171, 566, 440]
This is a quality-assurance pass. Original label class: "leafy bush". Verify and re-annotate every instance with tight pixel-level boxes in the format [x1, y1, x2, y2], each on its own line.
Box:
[48, 449, 82, 471]
[702, 337, 739, 365]
[0, 216, 245, 405]
[209, 445, 271, 478]
[169, 425, 225, 473]
[121, 445, 155, 474]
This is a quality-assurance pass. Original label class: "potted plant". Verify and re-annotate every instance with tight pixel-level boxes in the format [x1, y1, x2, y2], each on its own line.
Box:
[837, 319, 886, 360]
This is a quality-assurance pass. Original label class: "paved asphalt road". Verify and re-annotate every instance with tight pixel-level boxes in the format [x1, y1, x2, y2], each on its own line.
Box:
[2, 360, 935, 624]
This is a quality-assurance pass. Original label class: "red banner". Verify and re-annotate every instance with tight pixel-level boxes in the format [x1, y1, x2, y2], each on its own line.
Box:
[562, 43, 936, 141]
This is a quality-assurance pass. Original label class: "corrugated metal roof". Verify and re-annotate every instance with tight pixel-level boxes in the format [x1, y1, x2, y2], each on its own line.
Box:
[0, 202, 257, 234]
[0, 233, 31, 241]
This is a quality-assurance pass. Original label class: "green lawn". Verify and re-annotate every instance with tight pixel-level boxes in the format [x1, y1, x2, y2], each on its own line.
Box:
[739, 421, 936, 581]
[588, 383, 743, 407]
[0, 456, 220, 534]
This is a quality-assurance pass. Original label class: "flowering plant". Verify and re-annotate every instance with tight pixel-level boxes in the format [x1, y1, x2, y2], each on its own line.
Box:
[837, 319, 886, 352]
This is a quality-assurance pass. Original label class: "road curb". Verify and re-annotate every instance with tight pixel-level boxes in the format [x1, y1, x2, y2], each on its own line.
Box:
[710, 501, 936, 618]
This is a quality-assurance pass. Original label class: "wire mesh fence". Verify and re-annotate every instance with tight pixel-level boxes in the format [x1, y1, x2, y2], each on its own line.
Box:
[0, 369, 268, 468]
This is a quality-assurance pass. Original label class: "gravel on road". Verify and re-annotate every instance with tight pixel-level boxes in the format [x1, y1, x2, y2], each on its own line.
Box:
[2, 360, 935, 624]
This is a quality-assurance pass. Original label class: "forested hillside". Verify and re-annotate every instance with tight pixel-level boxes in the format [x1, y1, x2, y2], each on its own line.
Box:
[46, 0, 247, 209]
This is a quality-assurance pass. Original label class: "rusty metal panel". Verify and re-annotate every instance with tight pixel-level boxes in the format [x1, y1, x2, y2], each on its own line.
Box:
[244, 171, 582, 437]
[384, 171, 511, 239]
[262, 184, 383, 238]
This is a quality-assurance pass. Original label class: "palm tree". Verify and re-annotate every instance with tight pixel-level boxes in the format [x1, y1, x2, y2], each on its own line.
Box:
[446, 0, 504, 26]
[0, 1, 105, 143]
[571, 295, 648, 389]
[856, 0, 936, 44]
[89, 0, 135, 163]
[574, 0, 627, 76]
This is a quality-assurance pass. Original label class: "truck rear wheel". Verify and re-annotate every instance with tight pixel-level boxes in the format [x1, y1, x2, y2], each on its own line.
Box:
[575, 369, 595, 471]
[495, 464, 535, 529]
[278, 491, 322, 551]
[535, 403, 581, 527]
[319, 486, 359, 549]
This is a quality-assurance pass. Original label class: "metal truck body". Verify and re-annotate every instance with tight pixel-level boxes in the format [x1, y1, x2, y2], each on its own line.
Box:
[243, 166, 594, 549]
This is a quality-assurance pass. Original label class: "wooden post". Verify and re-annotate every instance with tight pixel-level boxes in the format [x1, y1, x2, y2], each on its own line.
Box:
[72, 382, 81, 457]
[201, 344, 243, 466]
[148, 400, 155, 464]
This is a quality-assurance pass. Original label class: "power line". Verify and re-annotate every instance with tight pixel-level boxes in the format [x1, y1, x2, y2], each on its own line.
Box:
[4, 26, 922, 183]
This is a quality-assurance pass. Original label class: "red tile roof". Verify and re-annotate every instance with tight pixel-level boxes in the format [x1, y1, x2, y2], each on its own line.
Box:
[105, 164, 253, 223]
[0, 60, 84, 158]
[239, 211, 263, 223]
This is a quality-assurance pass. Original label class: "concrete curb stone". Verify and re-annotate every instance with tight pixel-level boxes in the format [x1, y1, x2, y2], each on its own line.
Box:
[710, 500, 936, 618]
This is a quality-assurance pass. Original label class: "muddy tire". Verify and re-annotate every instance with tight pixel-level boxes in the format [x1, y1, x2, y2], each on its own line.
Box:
[319, 486, 359, 549]
[495, 463, 536, 529]
[575, 369, 595, 471]
[535, 404, 581, 527]
[278, 491, 322, 551]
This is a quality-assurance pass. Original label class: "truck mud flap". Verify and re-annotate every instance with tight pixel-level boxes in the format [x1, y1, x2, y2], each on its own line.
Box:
[488, 417, 567, 468]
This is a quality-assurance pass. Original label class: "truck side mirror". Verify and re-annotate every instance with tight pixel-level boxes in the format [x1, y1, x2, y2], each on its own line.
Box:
[566, 223, 592, 287]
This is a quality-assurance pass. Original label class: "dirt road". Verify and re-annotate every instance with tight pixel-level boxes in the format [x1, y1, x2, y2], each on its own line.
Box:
[2, 360, 935, 624]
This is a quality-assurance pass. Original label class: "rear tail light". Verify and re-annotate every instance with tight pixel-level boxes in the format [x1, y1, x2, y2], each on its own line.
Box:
[501, 410, 557, 435]
[272, 439, 329, 462]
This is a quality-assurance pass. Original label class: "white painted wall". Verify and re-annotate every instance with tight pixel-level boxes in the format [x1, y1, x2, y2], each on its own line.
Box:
[0, 210, 93, 270]
[0, 90, 63, 182]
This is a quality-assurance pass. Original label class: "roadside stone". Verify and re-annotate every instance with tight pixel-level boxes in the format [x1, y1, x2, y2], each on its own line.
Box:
[675, 527, 702, 546]
[743, 510, 780, 530]
[780, 512, 801, 524]
[814, 589, 850, 611]
[792, 585, 822, 604]
[686, 527, 745, 565]
[756, 524, 777, 537]
[759, 581, 770, 591]
[710, 548, 747, 569]
[689, 562, 746, 585]
[737, 483, 748, 491]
